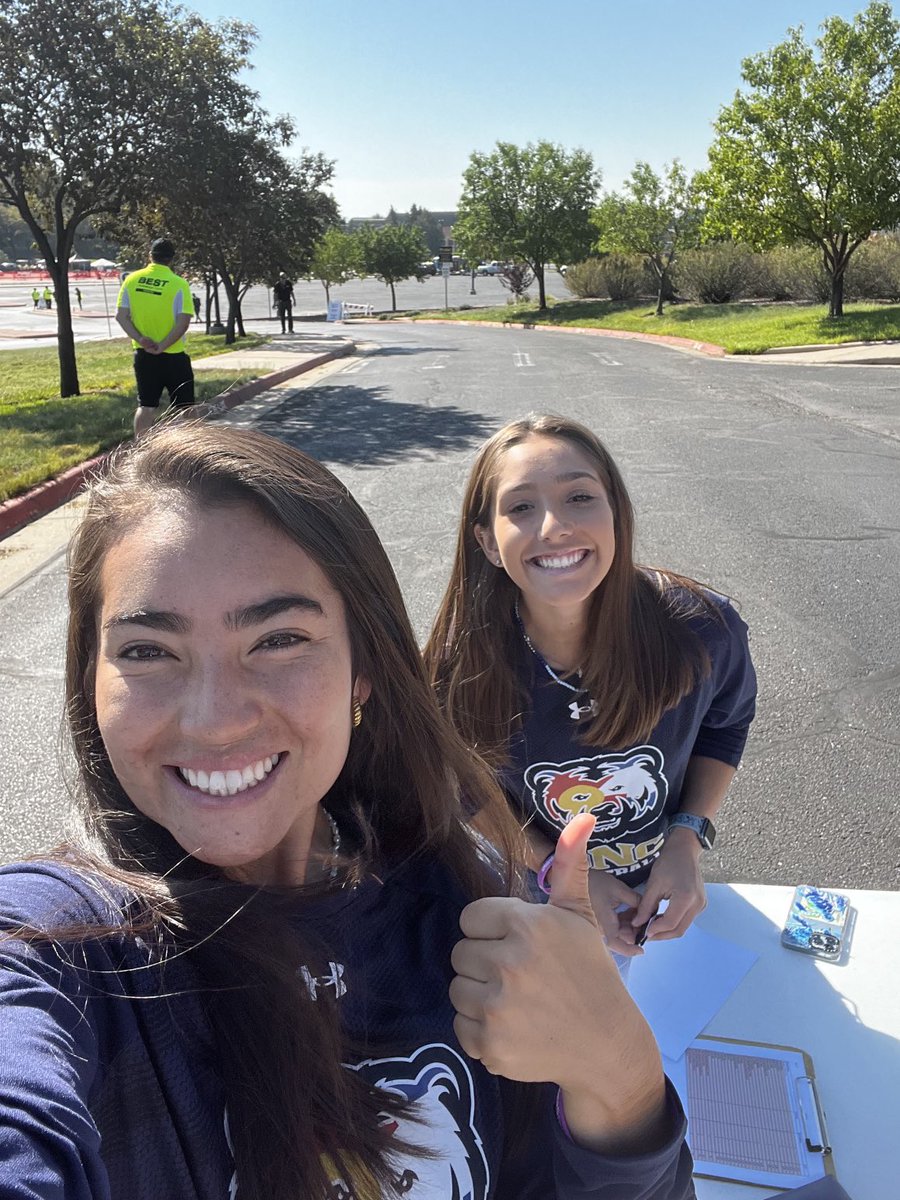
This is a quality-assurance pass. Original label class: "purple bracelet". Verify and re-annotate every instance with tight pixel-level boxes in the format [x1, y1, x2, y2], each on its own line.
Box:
[555, 1088, 573, 1142]
[536, 852, 555, 895]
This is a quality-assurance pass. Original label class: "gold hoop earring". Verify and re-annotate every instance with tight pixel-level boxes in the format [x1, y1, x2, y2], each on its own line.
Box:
[352, 697, 363, 728]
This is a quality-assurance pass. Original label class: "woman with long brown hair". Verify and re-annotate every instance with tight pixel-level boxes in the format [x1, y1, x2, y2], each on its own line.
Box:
[425, 414, 756, 960]
[0, 424, 692, 1199]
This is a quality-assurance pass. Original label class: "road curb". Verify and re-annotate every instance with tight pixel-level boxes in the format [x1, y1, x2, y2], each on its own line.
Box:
[0, 453, 109, 540]
[0, 343, 354, 541]
[205, 342, 354, 412]
[759, 338, 900, 356]
[403, 317, 728, 357]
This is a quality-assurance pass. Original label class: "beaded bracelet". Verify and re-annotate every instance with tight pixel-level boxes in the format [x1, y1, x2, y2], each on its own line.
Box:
[536, 852, 555, 896]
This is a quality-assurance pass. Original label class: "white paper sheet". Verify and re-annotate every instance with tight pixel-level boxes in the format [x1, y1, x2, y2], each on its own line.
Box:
[627, 923, 759, 1060]
[663, 1039, 830, 1189]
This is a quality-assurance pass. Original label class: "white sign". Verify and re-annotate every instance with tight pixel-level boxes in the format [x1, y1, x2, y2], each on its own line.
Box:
[441, 264, 451, 277]
[326, 300, 343, 322]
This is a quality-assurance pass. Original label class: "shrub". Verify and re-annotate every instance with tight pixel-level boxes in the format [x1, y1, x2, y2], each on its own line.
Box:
[754, 245, 829, 302]
[602, 254, 645, 301]
[563, 258, 607, 298]
[844, 235, 900, 301]
[674, 243, 758, 304]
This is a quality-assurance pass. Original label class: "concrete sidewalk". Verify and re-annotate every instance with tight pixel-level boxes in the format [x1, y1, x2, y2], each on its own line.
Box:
[192, 330, 350, 375]
[756, 339, 900, 365]
[0, 332, 354, 562]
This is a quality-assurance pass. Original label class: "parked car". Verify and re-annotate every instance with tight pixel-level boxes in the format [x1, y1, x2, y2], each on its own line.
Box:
[419, 260, 437, 276]
[477, 261, 503, 275]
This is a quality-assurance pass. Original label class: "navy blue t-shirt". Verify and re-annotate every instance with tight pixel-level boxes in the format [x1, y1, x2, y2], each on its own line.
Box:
[0, 858, 694, 1199]
[503, 590, 757, 884]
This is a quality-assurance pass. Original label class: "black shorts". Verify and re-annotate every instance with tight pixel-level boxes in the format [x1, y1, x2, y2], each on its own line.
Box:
[133, 350, 195, 409]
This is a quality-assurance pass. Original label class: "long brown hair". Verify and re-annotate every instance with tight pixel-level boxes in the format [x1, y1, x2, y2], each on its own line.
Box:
[423, 414, 717, 764]
[45, 424, 523, 1199]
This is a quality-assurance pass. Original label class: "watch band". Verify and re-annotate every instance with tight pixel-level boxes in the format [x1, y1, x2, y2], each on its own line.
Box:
[668, 812, 716, 850]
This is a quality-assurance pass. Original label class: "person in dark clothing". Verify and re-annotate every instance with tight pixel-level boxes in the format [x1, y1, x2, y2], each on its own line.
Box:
[272, 271, 295, 333]
[75, 286, 83, 309]
[425, 414, 756, 961]
[0, 425, 693, 1200]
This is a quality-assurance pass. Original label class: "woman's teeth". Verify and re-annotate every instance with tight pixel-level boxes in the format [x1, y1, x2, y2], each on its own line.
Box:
[178, 754, 279, 796]
[533, 550, 588, 570]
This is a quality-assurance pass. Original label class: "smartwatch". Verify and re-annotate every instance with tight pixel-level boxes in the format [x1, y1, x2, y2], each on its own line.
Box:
[668, 812, 716, 850]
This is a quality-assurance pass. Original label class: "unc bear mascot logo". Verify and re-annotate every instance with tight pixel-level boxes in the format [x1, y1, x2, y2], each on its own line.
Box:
[525, 745, 668, 840]
[340, 1043, 490, 1199]
[226, 1044, 490, 1200]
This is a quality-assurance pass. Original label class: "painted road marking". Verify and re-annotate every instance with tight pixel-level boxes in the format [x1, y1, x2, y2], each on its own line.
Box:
[422, 355, 448, 370]
[513, 350, 534, 367]
[341, 358, 371, 374]
[589, 351, 622, 366]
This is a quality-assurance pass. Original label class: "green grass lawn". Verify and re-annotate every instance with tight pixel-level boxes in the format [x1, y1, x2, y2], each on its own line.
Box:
[408, 298, 900, 354]
[1, 333, 265, 502]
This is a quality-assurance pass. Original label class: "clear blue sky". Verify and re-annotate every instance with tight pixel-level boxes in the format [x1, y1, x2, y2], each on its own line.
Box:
[188, 0, 874, 219]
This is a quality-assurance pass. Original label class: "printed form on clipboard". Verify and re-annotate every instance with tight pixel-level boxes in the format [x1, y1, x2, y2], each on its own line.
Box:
[664, 1036, 836, 1191]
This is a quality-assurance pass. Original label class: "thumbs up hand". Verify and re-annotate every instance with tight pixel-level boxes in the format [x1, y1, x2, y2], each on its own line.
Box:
[450, 814, 667, 1152]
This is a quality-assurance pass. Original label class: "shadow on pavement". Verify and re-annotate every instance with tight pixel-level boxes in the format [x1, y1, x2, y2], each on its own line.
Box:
[363, 344, 461, 357]
[233, 382, 493, 467]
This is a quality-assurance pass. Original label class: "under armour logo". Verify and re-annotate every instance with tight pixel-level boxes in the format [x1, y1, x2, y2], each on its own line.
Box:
[299, 961, 347, 999]
[569, 699, 599, 721]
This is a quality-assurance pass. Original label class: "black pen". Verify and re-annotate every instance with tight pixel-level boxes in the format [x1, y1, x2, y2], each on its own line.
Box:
[634, 909, 659, 948]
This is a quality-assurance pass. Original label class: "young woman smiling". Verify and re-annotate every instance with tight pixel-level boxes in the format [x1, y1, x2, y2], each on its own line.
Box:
[0, 424, 693, 1200]
[425, 414, 757, 959]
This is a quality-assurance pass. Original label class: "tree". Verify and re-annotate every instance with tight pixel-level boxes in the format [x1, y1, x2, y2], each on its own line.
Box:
[107, 78, 337, 343]
[356, 223, 428, 311]
[455, 141, 598, 309]
[593, 161, 700, 315]
[699, 2, 900, 318]
[408, 204, 445, 254]
[0, 0, 258, 395]
[309, 226, 358, 304]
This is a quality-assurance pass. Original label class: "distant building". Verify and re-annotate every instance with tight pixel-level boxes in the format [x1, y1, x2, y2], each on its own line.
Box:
[346, 210, 458, 242]
[345, 216, 389, 234]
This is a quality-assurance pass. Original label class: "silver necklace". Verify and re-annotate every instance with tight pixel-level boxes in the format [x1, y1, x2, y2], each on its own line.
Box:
[514, 599, 598, 721]
[322, 807, 341, 880]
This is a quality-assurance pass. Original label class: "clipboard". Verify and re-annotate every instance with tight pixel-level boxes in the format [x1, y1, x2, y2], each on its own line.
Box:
[668, 1035, 836, 1190]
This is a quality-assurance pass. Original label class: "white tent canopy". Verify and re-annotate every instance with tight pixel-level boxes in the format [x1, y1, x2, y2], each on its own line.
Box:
[90, 257, 119, 268]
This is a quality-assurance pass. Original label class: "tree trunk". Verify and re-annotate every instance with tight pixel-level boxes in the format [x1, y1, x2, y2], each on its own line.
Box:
[236, 284, 252, 338]
[51, 223, 80, 396]
[536, 265, 546, 310]
[823, 233, 850, 319]
[212, 273, 223, 331]
[218, 270, 239, 344]
[324, 282, 330, 305]
[829, 270, 845, 319]
[390, 280, 396, 311]
[656, 272, 666, 317]
[204, 275, 212, 334]
[53, 267, 80, 396]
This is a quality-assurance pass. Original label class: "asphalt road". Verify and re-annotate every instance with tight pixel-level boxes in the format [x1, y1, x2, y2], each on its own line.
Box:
[1, 320, 898, 889]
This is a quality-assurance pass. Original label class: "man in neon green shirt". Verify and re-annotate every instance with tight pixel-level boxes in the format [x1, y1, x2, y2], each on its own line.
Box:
[116, 238, 195, 436]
